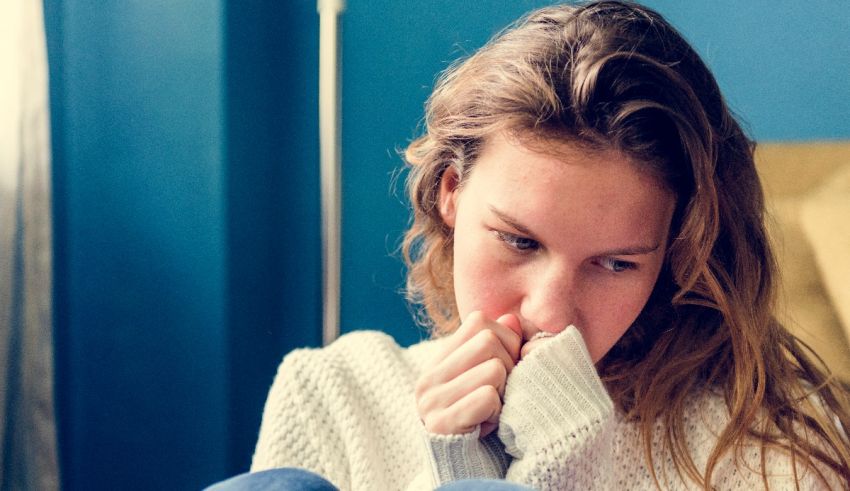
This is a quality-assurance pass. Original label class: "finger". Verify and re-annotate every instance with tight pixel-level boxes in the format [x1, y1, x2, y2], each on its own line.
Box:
[435, 311, 521, 360]
[417, 357, 507, 415]
[479, 400, 502, 437]
[424, 384, 502, 435]
[438, 311, 522, 372]
[479, 383, 504, 437]
[495, 313, 522, 361]
[430, 328, 515, 387]
[415, 311, 521, 399]
[415, 327, 508, 400]
[432, 311, 491, 359]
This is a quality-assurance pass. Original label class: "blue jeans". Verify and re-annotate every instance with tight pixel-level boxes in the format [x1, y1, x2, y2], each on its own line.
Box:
[205, 468, 534, 490]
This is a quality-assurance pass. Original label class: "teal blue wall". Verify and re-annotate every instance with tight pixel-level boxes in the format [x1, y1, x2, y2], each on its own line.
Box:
[643, 1, 850, 141]
[224, 0, 321, 477]
[46, 1, 319, 489]
[44, 1, 849, 489]
[47, 1, 229, 489]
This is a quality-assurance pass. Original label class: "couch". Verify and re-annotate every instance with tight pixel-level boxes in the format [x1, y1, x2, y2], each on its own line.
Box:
[756, 141, 850, 381]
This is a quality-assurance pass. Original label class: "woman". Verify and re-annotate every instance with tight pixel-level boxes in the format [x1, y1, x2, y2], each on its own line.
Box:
[246, 1, 850, 489]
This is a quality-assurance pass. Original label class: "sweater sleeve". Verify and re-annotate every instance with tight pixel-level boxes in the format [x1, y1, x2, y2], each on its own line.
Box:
[497, 325, 616, 489]
[422, 425, 511, 485]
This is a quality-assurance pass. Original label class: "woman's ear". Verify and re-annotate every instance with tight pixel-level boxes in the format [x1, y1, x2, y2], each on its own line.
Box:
[439, 167, 460, 228]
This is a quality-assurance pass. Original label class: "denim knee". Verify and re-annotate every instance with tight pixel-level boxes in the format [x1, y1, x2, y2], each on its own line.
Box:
[204, 468, 339, 491]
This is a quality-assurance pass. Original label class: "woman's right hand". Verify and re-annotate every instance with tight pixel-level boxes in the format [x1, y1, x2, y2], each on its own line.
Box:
[414, 311, 522, 437]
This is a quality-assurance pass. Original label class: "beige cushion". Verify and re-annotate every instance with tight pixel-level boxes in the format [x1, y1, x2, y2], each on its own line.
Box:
[801, 164, 850, 341]
[756, 142, 850, 381]
[766, 196, 850, 380]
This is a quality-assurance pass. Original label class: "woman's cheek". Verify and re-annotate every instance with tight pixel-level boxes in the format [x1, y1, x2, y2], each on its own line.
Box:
[580, 278, 656, 361]
[454, 244, 516, 320]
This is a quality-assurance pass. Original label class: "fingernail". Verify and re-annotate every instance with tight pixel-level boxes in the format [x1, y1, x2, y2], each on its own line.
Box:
[530, 331, 556, 341]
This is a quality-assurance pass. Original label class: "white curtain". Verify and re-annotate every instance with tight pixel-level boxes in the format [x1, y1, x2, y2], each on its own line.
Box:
[0, 0, 60, 489]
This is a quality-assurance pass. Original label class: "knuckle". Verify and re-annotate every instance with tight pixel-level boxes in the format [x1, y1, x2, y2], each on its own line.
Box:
[469, 385, 499, 413]
[481, 384, 501, 405]
[473, 329, 500, 352]
[484, 357, 507, 380]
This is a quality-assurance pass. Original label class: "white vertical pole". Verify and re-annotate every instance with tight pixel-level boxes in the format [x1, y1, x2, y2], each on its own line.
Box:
[318, 0, 344, 346]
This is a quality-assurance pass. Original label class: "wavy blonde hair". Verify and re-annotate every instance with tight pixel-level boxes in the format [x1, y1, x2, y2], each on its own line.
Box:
[401, 1, 850, 488]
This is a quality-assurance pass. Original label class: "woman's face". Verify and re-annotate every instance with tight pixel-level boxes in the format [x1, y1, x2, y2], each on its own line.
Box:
[439, 133, 676, 362]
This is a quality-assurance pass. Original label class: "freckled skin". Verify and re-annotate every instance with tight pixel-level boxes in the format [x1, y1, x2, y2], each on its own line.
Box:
[440, 133, 676, 362]
[415, 133, 677, 437]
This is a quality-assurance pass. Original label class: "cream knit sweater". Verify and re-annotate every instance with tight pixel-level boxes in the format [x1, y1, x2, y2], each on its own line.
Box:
[251, 327, 839, 490]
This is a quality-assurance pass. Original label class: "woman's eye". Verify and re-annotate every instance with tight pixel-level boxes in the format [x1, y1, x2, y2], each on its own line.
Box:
[495, 231, 539, 252]
[598, 257, 637, 273]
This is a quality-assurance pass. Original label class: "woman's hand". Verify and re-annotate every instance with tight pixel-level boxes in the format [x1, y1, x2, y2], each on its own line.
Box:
[415, 311, 522, 437]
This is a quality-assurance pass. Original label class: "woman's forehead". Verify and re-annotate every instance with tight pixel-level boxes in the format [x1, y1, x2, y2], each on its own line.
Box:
[461, 133, 676, 245]
[471, 130, 676, 196]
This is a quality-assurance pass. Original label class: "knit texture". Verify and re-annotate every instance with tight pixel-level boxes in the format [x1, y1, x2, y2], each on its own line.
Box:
[251, 328, 842, 490]
[424, 426, 510, 483]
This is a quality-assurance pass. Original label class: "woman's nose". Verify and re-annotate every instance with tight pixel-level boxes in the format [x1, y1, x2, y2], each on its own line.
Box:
[518, 267, 577, 340]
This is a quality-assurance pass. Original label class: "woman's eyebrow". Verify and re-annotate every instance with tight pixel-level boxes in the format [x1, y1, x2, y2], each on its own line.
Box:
[488, 205, 538, 238]
[598, 244, 660, 256]
[489, 205, 660, 256]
